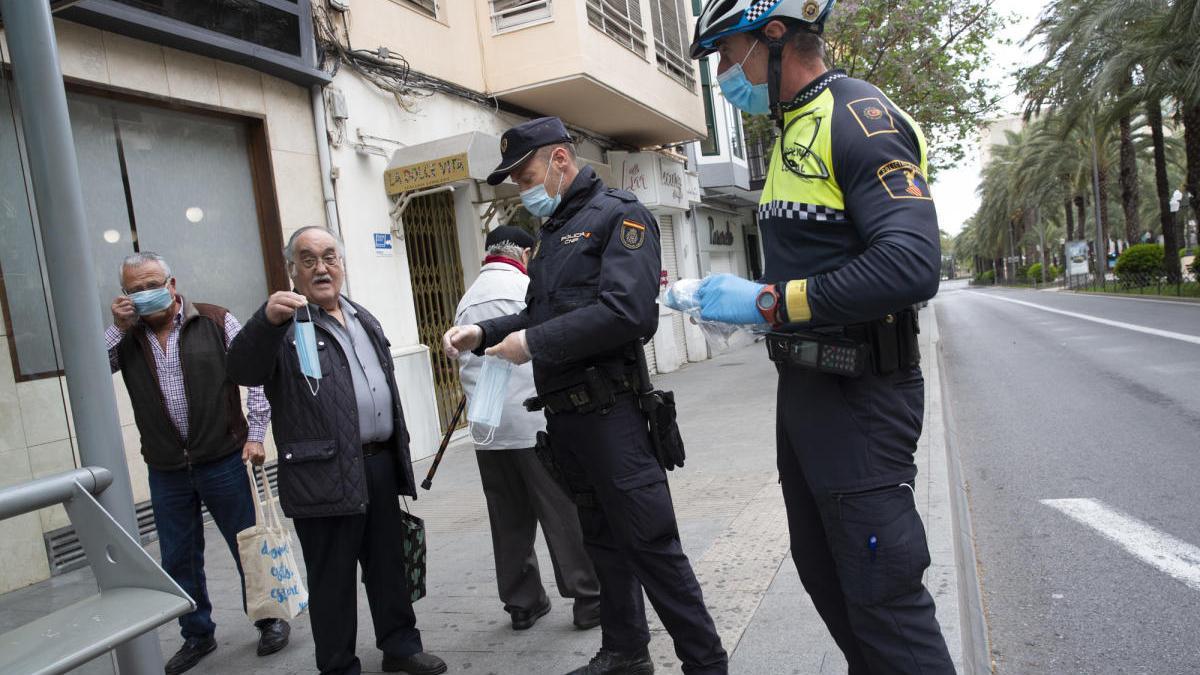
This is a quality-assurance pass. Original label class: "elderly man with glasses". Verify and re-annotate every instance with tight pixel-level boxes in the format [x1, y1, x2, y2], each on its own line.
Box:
[228, 226, 445, 675]
[105, 251, 289, 674]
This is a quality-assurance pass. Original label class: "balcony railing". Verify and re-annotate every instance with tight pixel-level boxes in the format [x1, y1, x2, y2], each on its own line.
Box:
[586, 0, 648, 58]
[746, 132, 773, 188]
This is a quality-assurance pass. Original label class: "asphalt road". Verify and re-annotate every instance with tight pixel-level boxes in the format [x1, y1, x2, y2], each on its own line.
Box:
[935, 282, 1200, 674]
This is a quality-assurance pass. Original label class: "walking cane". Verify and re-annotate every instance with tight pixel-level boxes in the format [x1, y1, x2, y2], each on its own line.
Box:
[421, 395, 466, 490]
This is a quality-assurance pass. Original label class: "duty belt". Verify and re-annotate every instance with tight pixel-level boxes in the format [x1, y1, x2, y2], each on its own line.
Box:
[524, 367, 637, 416]
[767, 309, 920, 377]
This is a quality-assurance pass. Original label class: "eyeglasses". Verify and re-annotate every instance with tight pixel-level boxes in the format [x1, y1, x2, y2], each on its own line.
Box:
[296, 254, 341, 270]
[123, 279, 170, 294]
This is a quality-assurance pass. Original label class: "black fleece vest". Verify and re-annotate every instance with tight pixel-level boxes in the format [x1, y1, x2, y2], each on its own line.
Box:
[118, 302, 248, 471]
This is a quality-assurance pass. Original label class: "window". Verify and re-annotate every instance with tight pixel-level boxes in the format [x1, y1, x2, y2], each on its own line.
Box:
[0, 85, 284, 380]
[726, 100, 745, 159]
[397, 0, 437, 18]
[699, 61, 720, 155]
[692, 0, 702, 15]
[491, 0, 552, 32]
[650, 0, 695, 89]
[111, 0, 302, 55]
[586, 0, 648, 58]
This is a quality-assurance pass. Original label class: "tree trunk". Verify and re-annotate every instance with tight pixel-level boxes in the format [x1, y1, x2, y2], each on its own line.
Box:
[1097, 163, 1111, 271]
[1118, 113, 1141, 247]
[1063, 176, 1075, 241]
[1147, 98, 1181, 283]
[1184, 103, 1200, 246]
[1074, 194, 1086, 240]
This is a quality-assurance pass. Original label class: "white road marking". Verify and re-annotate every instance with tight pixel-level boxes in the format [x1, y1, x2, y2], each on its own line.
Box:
[1041, 498, 1200, 592]
[974, 293, 1200, 346]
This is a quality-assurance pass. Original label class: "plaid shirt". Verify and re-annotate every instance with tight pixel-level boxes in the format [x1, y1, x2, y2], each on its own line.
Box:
[105, 303, 270, 443]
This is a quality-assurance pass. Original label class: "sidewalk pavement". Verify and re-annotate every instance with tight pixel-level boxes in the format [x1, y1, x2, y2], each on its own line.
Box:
[0, 307, 963, 674]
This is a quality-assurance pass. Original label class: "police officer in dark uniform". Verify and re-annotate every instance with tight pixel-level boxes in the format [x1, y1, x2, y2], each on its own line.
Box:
[687, 1, 955, 673]
[443, 117, 727, 675]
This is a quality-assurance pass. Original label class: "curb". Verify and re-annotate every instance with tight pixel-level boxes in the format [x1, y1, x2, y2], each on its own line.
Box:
[933, 308, 993, 675]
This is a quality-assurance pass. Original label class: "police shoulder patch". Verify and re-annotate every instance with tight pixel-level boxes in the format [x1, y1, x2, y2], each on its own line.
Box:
[620, 219, 646, 250]
[877, 160, 933, 201]
[846, 97, 898, 138]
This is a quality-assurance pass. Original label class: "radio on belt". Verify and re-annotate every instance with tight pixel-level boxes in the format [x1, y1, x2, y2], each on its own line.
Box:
[766, 332, 868, 378]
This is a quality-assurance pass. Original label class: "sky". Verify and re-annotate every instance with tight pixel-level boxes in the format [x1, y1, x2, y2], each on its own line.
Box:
[929, 0, 1044, 236]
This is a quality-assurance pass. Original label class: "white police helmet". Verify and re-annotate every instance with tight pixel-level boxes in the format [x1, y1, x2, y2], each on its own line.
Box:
[690, 0, 836, 59]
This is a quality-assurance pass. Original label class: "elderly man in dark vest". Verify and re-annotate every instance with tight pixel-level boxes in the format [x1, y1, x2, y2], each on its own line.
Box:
[228, 226, 446, 675]
[105, 252, 289, 675]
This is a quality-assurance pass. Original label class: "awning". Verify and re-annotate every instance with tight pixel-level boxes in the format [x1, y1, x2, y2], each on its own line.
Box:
[384, 131, 502, 196]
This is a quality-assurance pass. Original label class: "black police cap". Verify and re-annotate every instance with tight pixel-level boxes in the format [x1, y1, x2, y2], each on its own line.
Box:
[487, 117, 572, 186]
[485, 225, 535, 250]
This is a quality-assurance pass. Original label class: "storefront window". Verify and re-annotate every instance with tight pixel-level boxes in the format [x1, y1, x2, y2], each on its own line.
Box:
[0, 86, 273, 379]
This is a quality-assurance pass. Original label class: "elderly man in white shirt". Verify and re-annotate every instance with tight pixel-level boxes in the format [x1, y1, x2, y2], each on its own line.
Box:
[455, 226, 601, 632]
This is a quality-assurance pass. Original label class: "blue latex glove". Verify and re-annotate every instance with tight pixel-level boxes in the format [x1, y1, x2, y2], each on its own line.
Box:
[697, 274, 767, 325]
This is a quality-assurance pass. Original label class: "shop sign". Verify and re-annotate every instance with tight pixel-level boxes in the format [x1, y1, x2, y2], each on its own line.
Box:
[384, 153, 470, 195]
[615, 152, 689, 210]
[710, 220, 735, 246]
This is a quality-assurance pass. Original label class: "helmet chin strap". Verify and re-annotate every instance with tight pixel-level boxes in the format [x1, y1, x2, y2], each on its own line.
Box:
[767, 36, 786, 132]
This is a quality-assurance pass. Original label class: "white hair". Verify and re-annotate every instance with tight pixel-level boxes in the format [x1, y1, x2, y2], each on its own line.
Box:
[486, 242, 526, 260]
[284, 226, 345, 262]
[120, 252, 171, 284]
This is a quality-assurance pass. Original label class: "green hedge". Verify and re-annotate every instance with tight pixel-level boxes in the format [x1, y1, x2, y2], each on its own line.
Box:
[1114, 244, 1165, 280]
[977, 270, 995, 284]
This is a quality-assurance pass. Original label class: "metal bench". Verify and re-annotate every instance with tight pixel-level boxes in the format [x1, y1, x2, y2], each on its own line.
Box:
[0, 467, 194, 675]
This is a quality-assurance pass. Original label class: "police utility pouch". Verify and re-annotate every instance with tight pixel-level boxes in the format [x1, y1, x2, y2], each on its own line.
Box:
[635, 346, 686, 471]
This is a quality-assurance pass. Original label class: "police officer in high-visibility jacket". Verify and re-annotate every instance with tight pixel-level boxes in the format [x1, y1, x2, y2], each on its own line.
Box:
[443, 117, 726, 675]
[689, 1, 954, 672]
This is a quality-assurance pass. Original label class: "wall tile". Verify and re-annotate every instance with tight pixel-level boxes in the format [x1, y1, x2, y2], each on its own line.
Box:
[101, 31, 169, 97]
[16, 378, 69, 447]
[54, 19, 109, 84]
[262, 75, 317, 155]
[162, 47, 220, 106]
[0, 341, 28, 453]
[271, 150, 325, 231]
[216, 62, 265, 114]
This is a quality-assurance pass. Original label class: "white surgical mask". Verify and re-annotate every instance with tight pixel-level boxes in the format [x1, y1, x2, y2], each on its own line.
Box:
[467, 356, 514, 445]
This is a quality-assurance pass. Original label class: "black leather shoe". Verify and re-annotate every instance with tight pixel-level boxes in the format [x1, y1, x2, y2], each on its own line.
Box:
[572, 599, 602, 630]
[255, 618, 291, 656]
[382, 651, 448, 674]
[565, 646, 654, 675]
[164, 636, 217, 675]
[511, 598, 552, 630]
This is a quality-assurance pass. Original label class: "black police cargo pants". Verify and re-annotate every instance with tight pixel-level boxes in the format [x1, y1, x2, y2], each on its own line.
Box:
[292, 450, 422, 675]
[548, 397, 728, 674]
[776, 363, 954, 674]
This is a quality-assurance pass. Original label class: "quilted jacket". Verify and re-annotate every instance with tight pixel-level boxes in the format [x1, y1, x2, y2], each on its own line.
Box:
[227, 297, 415, 519]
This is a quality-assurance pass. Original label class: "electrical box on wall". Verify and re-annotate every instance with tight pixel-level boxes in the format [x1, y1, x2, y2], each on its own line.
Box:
[327, 88, 348, 120]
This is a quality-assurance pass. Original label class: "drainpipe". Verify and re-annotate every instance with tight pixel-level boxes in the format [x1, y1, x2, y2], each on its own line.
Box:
[311, 85, 341, 237]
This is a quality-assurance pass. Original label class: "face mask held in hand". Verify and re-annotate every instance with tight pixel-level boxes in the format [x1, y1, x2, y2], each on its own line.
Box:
[468, 355, 514, 446]
[129, 285, 174, 316]
[718, 41, 770, 116]
[294, 305, 321, 396]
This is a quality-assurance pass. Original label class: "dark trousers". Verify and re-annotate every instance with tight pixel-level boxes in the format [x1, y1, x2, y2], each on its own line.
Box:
[548, 397, 727, 675]
[292, 451, 422, 675]
[777, 364, 954, 674]
[475, 448, 600, 617]
[148, 450, 255, 640]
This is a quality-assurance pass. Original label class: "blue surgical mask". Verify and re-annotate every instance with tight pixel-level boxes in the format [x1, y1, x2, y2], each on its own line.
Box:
[718, 42, 770, 115]
[128, 285, 174, 316]
[520, 158, 565, 218]
[467, 356, 513, 445]
[294, 305, 321, 396]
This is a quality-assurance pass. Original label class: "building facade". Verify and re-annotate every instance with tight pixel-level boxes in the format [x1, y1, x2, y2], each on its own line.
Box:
[0, 1, 328, 593]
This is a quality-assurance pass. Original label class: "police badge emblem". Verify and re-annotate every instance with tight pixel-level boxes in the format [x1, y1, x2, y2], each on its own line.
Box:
[621, 220, 646, 250]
